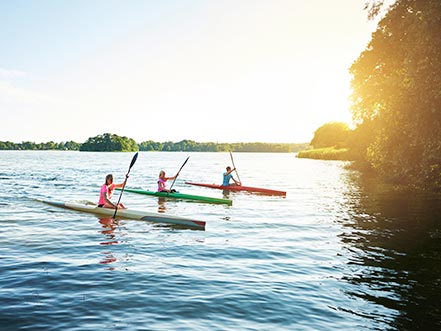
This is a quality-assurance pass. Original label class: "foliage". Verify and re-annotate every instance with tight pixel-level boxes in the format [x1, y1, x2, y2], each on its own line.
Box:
[0, 140, 80, 150]
[138, 140, 309, 153]
[349, 0, 441, 190]
[1, 136, 308, 153]
[310, 122, 351, 148]
[79, 133, 139, 152]
[297, 147, 352, 161]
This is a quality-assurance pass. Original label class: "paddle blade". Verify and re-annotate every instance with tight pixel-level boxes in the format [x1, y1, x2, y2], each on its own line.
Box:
[129, 152, 139, 170]
[181, 156, 190, 170]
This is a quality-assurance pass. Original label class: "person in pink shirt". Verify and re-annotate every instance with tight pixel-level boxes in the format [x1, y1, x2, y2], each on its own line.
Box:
[157, 170, 177, 193]
[98, 174, 127, 209]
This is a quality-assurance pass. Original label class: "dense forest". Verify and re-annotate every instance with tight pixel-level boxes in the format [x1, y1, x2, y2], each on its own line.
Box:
[0, 133, 308, 153]
[349, 0, 441, 190]
[301, 1, 441, 191]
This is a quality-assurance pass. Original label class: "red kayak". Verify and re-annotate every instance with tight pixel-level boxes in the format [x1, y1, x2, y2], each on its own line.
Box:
[185, 182, 286, 196]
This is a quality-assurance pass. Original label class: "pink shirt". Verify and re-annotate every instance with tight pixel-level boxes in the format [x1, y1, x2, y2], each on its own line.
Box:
[98, 183, 115, 205]
[157, 178, 166, 192]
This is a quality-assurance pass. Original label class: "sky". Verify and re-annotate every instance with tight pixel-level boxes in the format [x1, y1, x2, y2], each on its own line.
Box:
[0, 0, 378, 144]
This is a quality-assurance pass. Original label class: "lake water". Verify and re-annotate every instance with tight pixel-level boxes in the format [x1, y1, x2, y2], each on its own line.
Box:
[0, 151, 440, 330]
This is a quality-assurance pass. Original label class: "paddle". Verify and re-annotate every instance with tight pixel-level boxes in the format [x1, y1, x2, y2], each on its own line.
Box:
[113, 152, 139, 219]
[168, 156, 190, 193]
[229, 151, 241, 184]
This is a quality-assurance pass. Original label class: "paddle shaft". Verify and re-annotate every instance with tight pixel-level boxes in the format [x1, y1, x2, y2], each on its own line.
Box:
[168, 156, 190, 192]
[229, 151, 241, 183]
[113, 152, 139, 218]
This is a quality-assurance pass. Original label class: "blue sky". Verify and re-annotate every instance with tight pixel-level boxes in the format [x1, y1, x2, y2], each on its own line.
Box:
[0, 0, 377, 144]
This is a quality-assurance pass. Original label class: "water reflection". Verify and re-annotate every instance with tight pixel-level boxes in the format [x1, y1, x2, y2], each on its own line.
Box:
[222, 190, 231, 199]
[99, 252, 117, 265]
[98, 217, 119, 266]
[98, 217, 119, 245]
[340, 171, 441, 330]
[157, 197, 167, 213]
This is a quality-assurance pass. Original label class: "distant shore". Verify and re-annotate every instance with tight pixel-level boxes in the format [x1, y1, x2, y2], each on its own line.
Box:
[0, 138, 309, 153]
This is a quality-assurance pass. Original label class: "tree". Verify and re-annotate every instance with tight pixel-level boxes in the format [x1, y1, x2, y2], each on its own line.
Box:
[80, 133, 139, 152]
[63, 141, 80, 150]
[139, 140, 163, 151]
[350, 0, 441, 189]
[310, 122, 351, 149]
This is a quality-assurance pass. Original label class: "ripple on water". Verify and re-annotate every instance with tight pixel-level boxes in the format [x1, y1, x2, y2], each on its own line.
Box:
[1, 151, 440, 330]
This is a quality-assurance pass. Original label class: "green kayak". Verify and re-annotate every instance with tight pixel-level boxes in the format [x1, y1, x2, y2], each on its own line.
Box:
[117, 188, 232, 205]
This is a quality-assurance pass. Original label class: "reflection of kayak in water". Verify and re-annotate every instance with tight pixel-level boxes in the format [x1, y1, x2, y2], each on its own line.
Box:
[116, 187, 232, 205]
[99, 217, 119, 245]
[38, 199, 206, 230]
[185, 182, 286, 196]
[100, 253, 117, 265]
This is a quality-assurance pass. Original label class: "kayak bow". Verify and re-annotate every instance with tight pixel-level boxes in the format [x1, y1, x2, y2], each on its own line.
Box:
[39, 199, 206, 230]
[185, 182, 286, 196]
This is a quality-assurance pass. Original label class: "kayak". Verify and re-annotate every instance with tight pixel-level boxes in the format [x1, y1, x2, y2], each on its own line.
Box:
[38, 199, 206, 230]
[185, 182, 286, 196]
[116, 187, 232, 205]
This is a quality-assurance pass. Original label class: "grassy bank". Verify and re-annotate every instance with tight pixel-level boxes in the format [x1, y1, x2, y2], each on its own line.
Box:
[296, 147, 352, 161]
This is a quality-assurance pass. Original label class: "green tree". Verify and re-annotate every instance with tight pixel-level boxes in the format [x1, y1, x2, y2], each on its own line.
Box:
[161, 141, 174, 151]
[139, 140, 163, 151]
[63, 141, 80, 150]
[310, 122, 350, 149]
[80, 133, 138, 152]
[350, 0, 441, 189]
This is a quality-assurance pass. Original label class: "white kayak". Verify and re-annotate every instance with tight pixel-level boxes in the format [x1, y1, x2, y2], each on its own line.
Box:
[39, 199, 206, 230]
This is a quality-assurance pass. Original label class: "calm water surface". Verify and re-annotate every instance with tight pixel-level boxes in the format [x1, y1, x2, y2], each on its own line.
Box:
[0, 151, 440, 330]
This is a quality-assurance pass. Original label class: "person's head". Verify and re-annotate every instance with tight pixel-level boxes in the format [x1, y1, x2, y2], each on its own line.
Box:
[105, 174, 113, 185]
[159, 170, 165, 178]
[226, 166, 231, 172]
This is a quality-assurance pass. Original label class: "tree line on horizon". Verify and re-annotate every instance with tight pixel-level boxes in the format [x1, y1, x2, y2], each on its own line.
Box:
[0, 140, 81, 151]
[0, 133, 308, 153]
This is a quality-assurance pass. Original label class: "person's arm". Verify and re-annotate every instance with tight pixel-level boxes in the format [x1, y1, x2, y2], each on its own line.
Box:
[114, 175, 128, 188]
[103, 190, 115, 207]
[232, 170, 241, 185]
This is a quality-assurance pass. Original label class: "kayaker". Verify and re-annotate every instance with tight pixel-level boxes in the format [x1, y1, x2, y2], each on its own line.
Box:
[158, 170, 177, 193]
[223, 166, 241, 186]
[98, 174, 128, 209]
